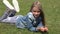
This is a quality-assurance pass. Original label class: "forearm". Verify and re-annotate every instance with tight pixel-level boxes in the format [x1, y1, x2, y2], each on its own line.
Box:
[29, 27, 38, 32]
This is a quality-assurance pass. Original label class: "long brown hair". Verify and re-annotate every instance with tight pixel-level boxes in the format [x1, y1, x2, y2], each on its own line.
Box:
[30, 1, 45, 26]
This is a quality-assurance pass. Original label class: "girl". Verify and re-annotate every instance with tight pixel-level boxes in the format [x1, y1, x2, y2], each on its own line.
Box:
[0, 1, 48, 32]
[0, 0, 20, 21]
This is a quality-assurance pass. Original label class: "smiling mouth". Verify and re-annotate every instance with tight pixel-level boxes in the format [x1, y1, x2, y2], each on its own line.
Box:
[34, 15, 39, 18]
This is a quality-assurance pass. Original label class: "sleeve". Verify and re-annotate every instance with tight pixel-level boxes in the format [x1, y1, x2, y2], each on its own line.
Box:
[12, 0, 20, 12]
[3, 0, 14, 9]
[26, 12, 38, 31]
[27, 12, 35, 21]
[29, 26, 38, 31]
[26, 18, 38, 31]
[37, 22, 44, 27]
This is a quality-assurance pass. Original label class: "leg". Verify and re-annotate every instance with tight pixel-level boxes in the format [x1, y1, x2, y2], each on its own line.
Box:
[1, 16, 19, 24]
[0, 8, 10, 21]
[1, 15, 26, 29]
[8, 9, 16, 17]
[0, 8, 16, 21]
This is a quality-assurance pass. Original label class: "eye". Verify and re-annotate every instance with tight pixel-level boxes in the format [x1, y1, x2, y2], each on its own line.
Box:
[33, 11, 36, 12]
[36, 11, 40, 12]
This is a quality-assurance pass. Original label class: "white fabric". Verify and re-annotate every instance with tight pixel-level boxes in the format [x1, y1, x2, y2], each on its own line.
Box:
[3, 0, 20, 12]
[12, 0, 20, 12]
[2, 16, 19, 23]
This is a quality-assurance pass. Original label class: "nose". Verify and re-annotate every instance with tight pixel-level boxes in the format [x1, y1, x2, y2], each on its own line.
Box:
[35, 12, 38, 15]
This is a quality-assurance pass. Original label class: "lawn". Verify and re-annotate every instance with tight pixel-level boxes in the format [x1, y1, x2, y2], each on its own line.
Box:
[0, 0, 60, 34]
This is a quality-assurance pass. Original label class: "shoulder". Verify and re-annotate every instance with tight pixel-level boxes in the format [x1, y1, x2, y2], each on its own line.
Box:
[27, 12, 33, 18]
[27, 12, 34, 19]
[26, 12, 35, 20]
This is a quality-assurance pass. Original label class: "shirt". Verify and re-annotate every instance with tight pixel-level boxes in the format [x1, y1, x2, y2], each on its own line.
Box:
[16, 12, 43, 31]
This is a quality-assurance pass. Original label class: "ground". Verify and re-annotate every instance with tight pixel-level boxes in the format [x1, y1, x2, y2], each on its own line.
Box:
[0, 0, 60, 34]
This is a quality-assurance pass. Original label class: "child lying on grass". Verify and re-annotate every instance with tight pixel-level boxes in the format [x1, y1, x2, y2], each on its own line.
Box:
[0, 1, 48, 32]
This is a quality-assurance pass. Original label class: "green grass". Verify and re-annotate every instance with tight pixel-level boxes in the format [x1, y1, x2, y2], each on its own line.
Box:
[0, 0, 60, 34]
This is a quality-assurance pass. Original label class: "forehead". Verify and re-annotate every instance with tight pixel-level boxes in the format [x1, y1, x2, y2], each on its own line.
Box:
[32, 6, 40, 11]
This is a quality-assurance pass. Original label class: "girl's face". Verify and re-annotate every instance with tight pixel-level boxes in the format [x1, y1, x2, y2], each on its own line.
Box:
[32, 6, 41, 18]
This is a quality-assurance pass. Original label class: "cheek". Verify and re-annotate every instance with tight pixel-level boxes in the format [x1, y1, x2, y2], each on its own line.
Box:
[32, 12, 35, 15]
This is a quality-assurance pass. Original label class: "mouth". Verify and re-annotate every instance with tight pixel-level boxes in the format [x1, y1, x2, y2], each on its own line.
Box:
[34, 15, 39, 18]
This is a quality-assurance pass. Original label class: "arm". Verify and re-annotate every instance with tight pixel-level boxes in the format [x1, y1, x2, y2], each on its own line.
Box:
[28, 25, 38, 31]
[3, 0, 14, 10]
[12, 0, 20, 12]
[36, 22, 48, 32]
[36, 21, 44, 31]
[26, 18, 38, 31]
[26, 12, 38, 31]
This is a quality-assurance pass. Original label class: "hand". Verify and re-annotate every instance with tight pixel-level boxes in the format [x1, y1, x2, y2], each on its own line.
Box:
[36, 27, 48, 32]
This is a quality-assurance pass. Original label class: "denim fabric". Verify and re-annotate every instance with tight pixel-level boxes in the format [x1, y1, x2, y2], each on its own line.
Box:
[16, 12, 43, 31]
